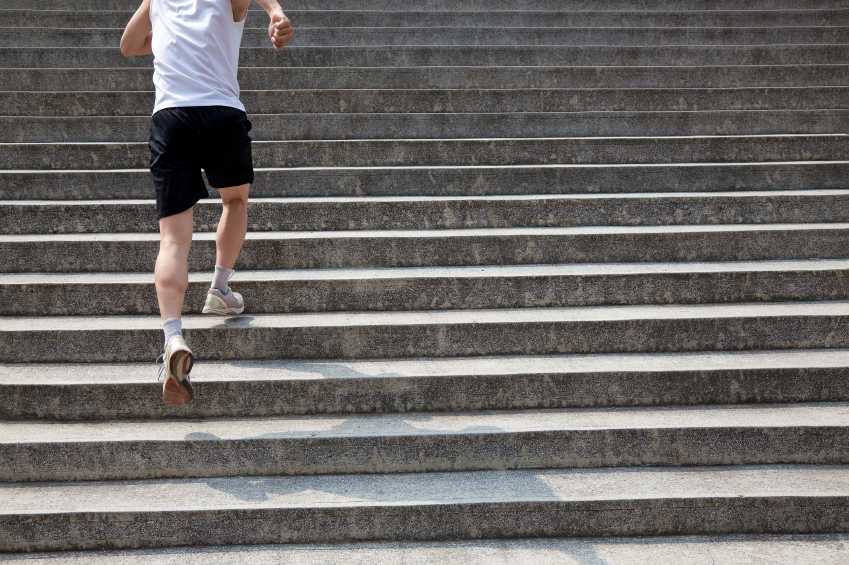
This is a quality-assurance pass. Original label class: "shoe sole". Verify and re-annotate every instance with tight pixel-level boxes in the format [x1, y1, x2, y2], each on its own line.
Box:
[162, 350, 195, 406]
[202, 305, 245, 315]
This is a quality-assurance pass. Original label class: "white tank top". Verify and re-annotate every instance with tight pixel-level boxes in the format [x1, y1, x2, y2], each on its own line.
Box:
[149, 0, 246, 114]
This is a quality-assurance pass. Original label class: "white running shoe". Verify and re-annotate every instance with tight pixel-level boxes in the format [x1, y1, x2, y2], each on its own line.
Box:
[202, 287, 245, 315]
[157, 336, 195, 406]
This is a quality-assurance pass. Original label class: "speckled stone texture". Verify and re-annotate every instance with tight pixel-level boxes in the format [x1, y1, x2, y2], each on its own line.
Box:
[2, 45, 845, 69]
[5, 111, 848, 143]
[2, 226, 848, 272]
[3, 351, 849, 420]
[6, 192, 849, 234]
[1, 535, 847, 565]
[2, 466, 849, 551]
[3, 262, 848, 315]
[3, 403, 849, 481]
[2, 66, 844, 92]
[5, 9, 848, 28]
[1, 302, 848, 362]
[2, 163, 845, 201]
[2, 0, 848, 554]
[3, 87, 848, 117]
[1, 135, 845, 170]
[5, 27, 848, 48]
[0, 0, 840, 9]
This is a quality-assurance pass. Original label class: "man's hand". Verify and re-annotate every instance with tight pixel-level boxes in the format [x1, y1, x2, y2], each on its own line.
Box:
[268, 10, 292, 51]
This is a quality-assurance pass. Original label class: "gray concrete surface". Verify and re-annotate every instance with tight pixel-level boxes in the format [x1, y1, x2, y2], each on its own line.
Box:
[1, 535, 848, 565]
[2, 162, 845, 200]
[2, 224, 848, 272]
[1, 348, 848, 419]
[1, 0, 846, 554]
[4, 110, 847, 143]
[2, 465, 848, 551]
[0, 0, 841, 12]
[3, 259, 847, 316]
[2, 45, 845, 69]
[3, 403, 849, 481]
[3, 65, 843, 92]
[5, 8, 847, 28]
[1, 301, 848, 362]
[5, 191, 848, 234]
[4, 87, 847, 117]
[5, 26, 847, 48]
[1, 134, 845, 170]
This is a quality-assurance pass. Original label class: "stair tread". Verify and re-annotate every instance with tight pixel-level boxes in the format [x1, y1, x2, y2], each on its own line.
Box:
[3, 465, 848, 515]
[3, 223, 847, 242]
[4, 300, 847, 332]
[2, 348, 847, 385]
[8, 189, 849, 205]
[2, 259, 847, 285]
[5, 402, 849, 444]
[4, 535, 849, 565]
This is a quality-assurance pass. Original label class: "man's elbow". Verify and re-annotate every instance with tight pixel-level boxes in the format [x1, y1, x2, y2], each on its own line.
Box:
[120, 34, 144, 56]
[120, 37, 133, 56]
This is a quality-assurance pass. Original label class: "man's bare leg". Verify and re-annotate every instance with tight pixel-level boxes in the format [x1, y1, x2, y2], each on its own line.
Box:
[216, 183, 250, 269]
[203, 183, 250, 315]
[155, 206, 195, 405]
[155, 206, 194, 320]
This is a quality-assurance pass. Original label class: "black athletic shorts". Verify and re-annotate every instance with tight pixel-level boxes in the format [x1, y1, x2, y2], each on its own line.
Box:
[149, 105, 254, 219]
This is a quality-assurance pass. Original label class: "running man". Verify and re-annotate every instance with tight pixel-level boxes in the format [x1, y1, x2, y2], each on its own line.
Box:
[121, 0, 292, 405]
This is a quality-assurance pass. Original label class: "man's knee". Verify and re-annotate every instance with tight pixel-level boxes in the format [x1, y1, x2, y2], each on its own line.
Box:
[222, 193, 248, 209]
[219, 184, 250, 209]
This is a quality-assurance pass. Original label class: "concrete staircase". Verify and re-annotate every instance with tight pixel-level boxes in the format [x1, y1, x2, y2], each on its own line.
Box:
[1, 0, 848, 560]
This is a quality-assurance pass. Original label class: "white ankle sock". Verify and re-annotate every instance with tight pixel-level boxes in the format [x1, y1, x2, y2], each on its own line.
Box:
[211, 265, 234, 294]
[162, 317, 182, 350]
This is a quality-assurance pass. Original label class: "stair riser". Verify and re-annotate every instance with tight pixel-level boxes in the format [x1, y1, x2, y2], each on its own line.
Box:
[2, 45, 843, 68]
[5, 88, 848, 117]
[6, 27, 846, 48]
[5, 195, 848, 234]
[5, 270, 847, 317]
[2, 136, 844, 169]
[5, 427, 849, 482]
[2, 315, 846, 362]
[1, 497, 846, 552]
[3, 164, 845, 200]
[4, 9, 847, 28]
[0, 0, 841, 10]
[2, 229, 846, 273]
[5, 112, 847, 143]
[3, 66, 842, 91]
[4, 367, 847, 420]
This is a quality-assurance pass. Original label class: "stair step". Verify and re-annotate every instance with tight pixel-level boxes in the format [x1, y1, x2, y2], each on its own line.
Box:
[3, 65, 844, 92]
[5, 26, 846, 48]
[3, 163, 844, 200]
[4, 403, 849, 482]
[1, 301, 847, 362]
[2, 260, 848, 316]
[3, 349, 848, 420]
[4, 9, 847, 29]
[2, 45, 844, 69]
[2, 135, 844, 170]
[5, 192, 848, 234]
[0, 0, 841, 10]
[6, 535, 849, 565]
[2, 465, 847, 551]
[7, 87, 846, 117]
[5, 111, 846, 143]
[2, 224, 847, 273]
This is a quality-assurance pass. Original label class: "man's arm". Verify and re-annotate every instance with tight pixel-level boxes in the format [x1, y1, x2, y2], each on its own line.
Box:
[250, 0, 293, 51]
[120, 0, 152, 56]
